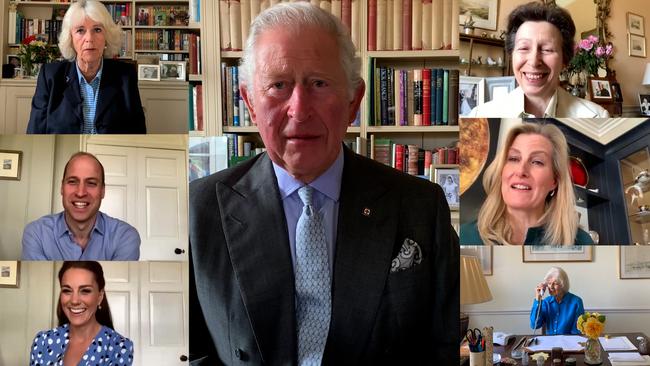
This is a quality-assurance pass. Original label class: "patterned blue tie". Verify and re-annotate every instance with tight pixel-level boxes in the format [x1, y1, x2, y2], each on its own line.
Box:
[295, 185, 331, 365]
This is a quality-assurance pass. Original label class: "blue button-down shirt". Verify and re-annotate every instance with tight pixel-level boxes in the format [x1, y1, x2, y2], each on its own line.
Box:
[530, 292, 584, 335]
[76, 61, 103, 134]
[272, 148, 344, 276]
[21, 211, 140, 260]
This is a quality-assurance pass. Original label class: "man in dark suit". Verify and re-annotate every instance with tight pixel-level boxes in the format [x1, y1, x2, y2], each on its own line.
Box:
[189, 3, 459, 365]
[27, 59, 146, 133]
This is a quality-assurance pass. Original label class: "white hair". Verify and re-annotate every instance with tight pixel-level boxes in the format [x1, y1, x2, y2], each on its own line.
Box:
[58, 0, 122, 61]
[239, 2, 361, 98]
[544, 266, 570, 293]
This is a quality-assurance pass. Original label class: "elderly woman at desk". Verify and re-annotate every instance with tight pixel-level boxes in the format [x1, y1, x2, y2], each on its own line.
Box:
[27, 0, 146, 133]
[459, 123, 593, 245]
[30, 261, 133, 365]
[468, 2, 608, 118]
[531, 267, 584, 335]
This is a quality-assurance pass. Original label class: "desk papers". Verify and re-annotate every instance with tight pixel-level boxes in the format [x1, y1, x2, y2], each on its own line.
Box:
[600, 336, 638, 351]
[609, 354, 650, 366]
[525, 335, 587, 352]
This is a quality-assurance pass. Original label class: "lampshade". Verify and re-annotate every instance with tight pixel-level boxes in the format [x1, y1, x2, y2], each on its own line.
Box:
[460, 255, 493, 305]
[643, 63, 650, 85]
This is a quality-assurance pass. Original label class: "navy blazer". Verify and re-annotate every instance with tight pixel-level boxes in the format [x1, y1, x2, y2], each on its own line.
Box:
[27, 59, 146, 134]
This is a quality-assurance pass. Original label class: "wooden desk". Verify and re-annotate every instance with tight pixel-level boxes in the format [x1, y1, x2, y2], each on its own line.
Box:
[492, 333, 647, 366]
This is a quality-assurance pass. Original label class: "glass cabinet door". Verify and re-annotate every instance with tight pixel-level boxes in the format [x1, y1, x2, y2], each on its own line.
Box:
[620, 148, 650, 244]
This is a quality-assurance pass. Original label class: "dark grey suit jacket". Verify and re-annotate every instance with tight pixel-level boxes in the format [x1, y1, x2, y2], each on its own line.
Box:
[189, 147, 459, 365]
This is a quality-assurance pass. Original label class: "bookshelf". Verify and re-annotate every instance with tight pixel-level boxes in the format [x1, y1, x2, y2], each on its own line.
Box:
[0, 0, 203, 133]
[459, 33, 510, 77]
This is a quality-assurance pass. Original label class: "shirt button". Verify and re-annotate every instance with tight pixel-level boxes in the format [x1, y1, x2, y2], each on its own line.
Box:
[234, 348, 242, 360]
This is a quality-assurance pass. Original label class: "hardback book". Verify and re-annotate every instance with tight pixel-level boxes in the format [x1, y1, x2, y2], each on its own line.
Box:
[422, 0, 432, 49]
[341, 0, 352, 34]
[386, 0, 393, 50]
[392, 0, 402, 50]
[451, 0, 459, 49]
[413, 69, 423, 126]
[447, 69, 459, 125]
[379, 67, 389, 125]
[442, 69, 449, 124]
[422, 68, 431, 126]
[240, 0, 250, 46]
[229, 0, 242, 51]
[232, 66, 240, 126]
[407, 69, 414, 125]
[351, 0, 360, 48]
[435, 68, 443, 124]
[430, 69, 437, 125]
[411, 0, 422, 50]
[394, 69, 402, 126]
[442, 0, 452, 48]
[402, 0, 411, 50]
[431, 0, 443, 49]
[387, 67, 395, 125]
[196, 84, 204, 131]
[332, 0, 342, 20]
[376, 0, 386, 50]
[250, 0, 261, 26]
[219, 0, 230, 50]
[368, 0, 377, 51]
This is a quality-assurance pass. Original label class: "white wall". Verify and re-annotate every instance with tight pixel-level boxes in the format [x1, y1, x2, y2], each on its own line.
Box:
[464, 246, 650, 335]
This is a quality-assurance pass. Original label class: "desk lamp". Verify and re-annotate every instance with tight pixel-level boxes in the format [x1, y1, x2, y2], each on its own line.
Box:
[460, 255, 493, 341]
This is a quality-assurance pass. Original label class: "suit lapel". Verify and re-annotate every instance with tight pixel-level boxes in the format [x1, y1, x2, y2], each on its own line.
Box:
[326, 149, 398, 363]
[63, 63, 84, 123]
[94, 60, 118, 124]
[216, 154, 296, 364]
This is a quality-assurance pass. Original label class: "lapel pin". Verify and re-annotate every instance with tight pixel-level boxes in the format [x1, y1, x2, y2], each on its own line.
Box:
[362, 208, 371, 216]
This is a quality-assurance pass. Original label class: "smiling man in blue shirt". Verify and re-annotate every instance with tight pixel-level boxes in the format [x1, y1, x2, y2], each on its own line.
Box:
[22, 152, 140, 260]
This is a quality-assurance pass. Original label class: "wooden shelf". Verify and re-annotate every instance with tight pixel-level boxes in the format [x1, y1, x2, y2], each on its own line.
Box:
[631, 211, 650, 224]
[221, 51, 244, 58]
[367, 126, 459, 133]
[368, 49, 459, 59]
[460, 34, 506, 47]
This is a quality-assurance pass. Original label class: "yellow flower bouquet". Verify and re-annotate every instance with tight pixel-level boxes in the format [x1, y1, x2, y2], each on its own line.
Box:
[577, 312, 606, 339]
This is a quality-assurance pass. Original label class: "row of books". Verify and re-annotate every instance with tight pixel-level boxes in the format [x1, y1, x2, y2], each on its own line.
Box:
[369, 137, 458, 176]
[105, 4, 132, 26]
[135, 5, 190, 27]
[134, 29, 196, 51]
[370, 65, 459, 126]
[187, 34, 201, 74]
[221, 64, 252, 127]
[219, 0, 360, 51]
[189, 84, 204, 132]
[368, 0, 459, 51]
[223, 134, 266, 166]
[119, 30, 132, 57]
[8, 14, 62, 45]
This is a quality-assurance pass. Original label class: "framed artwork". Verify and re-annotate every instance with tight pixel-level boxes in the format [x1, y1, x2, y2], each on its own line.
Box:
[0, 150, 22, 180]
[485, 76, 516, 102]
[588, 77, 614, 101]
[459, 76, 485, 116]
[628, 12, 645, 36]
[639, 94, 650, 116]
[434, 168, 459, 210]
[460, 246, 493, 275]
[611, 81, 623, 102]
[6, 55, 19, 67]
[138, 64, 160, 81]
[619, 247, 650, 279]
[522, 246, 593, 263]
[0, 261, 20, 288]
[459, 0, 498, 30]
[160, 61, 186, 80]
[629, 34, 646, 58]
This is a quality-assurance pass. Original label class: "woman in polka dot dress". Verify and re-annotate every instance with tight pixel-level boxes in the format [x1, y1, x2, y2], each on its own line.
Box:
[30, 261, 133, 365]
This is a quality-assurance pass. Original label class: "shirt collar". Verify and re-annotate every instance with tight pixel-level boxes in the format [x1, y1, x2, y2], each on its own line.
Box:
[514, 87, 559, 118]
[75, 59, 103, 86]
[55, 211, 106, 238]
[272, 147, 344, 202]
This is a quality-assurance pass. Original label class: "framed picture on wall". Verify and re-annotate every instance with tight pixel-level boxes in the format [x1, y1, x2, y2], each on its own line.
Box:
[619, 247, 650, 279]
[434, 168, 459, 210]
[629, 34, 646, 58]
[459, 0, 498, 30]
[460, 246, 493, 275]
[0, 261, 20, 288]
[628, 12, 645, 36]
[522, 246, 593, 263]
[459, 76, 485, 116]
[0, 150, 22, 180]
[588, 77, 614, 101]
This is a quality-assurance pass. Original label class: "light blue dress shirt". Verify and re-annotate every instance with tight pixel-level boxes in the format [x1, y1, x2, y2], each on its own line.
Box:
[76, 60, 103, 134]
[272, 148, 344, 276]
[21, 211, 140, 260]
[530, 291, 585, 335]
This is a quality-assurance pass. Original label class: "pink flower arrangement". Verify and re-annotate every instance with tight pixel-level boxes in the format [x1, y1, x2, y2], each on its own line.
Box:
[568, 35, 614, 77]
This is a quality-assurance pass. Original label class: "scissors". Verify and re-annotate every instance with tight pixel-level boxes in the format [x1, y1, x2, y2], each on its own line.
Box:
[466, 328, 482, 346]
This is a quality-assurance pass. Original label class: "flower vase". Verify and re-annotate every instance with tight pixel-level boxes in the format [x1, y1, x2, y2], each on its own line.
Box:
[28, 63, 42, 79]
[584, 337, 602, 365]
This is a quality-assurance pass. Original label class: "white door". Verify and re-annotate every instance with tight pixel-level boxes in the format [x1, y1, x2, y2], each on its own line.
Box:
[139, 261, 189, 365]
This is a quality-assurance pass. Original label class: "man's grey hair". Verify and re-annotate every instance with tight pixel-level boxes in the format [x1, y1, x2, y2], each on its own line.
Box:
[239, 2, 362, 98]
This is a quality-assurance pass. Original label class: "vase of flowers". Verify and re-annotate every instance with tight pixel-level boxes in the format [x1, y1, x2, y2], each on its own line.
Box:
[567, 35, 613, 80]
[17, 35, 59, 78]
[577, 312, 606, 365]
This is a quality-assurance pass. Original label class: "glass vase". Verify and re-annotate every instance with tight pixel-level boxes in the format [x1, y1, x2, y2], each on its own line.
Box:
[584, 337, 602, 365]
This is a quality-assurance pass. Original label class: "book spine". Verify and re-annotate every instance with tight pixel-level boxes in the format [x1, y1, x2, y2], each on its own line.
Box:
[394, 68, 401, 126]
[422, 0, 431, 49]
[221, 62, 228, 126]
[351, 0, 359, 49]
[442, 69, 449, 124]
[250, 0, 260, 24]
[240, 0, 250, 46]
[392, 0, 402, 50]
[424, 150, 432, 178]
[367, 0, 376, 51]
[411, 0, 421, 50]
[386, 0, 393, 50]
[332, 0, 342, 20]
[430, 68, 437, 124]
[401, 0, 411, 50]
[413, 69, 422, 126]
[407, 69, 414, 125]
[226, 66, 233, 126]
[407, 144, 418, 175]
[229, 0, 242, 51]
[422, 68, 431, 126]
[341, 0, 352, 34]
[447, 69, 459, 125]
[387, 68, 395, 125]
[451, 0, 459, 50]
[401, 70, 408, 126]
[379, 67, 388, 125]
[188, 85, 195, 130]
[395, 144, 404, 172]
[431, 0, 442, 49]
[197, 84, 204, 131]
[442, 0, 451, 48]
[376, 0, 386, 50]
[435, 68, 443, 124]
[219, 0, 230, 50]
[233, 66, 240, 126]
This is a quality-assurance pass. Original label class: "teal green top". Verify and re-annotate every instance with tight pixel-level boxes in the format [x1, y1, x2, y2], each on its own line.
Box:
[459, 220, 594, 245]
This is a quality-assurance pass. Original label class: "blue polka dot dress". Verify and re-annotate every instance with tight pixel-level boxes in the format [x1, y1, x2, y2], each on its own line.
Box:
[30, 324, 133, 365]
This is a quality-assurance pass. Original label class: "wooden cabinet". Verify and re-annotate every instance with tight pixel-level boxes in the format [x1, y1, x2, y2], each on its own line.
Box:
[460, 33, 510, 77]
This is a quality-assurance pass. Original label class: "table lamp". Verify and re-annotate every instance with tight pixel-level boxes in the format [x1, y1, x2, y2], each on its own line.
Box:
[643, 63, 650, 86]
[460, 255, 493, 341]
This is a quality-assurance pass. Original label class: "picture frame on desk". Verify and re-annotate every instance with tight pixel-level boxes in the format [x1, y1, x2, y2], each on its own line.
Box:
[619, 247, 650, 279]
[485, 76, 516, 102]
[459, 76, 485, 116]
[160, 61, 185, 80]
[639, 94, 650, 116]
[0, 261, 20, 288]
[588, 77, 614, 101]
[434, 168, 459, 211]
[459, 0, 498, 30]
[522, 246, 593, 263]
[138, 64, 160, 81]
[629, 34, 646, 58]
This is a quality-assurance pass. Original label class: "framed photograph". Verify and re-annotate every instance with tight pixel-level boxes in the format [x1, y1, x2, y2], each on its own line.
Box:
[138, 64, 160, 81]
[588, 77, 614, 101]
[6, 54, 20, 67]
[522, 246, 593, 263]
[639, 94, 650, 116]
[619, 247, 650, 279]
[629, 34, 646, 58]
[628, 12, 645, 36]
[611, 82, 623, 102]
[160, 61, 186, 80]
[0, 150, 22, 180]
[459, 0, 498, 30]
[434, 168, 459, 210]
[459, 76, 485, 116]
[485, 76, 516, 102]
[460, 246, 493, 275]
[0, 261, 20, 288]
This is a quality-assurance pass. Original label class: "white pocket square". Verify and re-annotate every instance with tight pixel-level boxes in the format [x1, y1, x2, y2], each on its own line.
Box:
[390, 238, 422, 273]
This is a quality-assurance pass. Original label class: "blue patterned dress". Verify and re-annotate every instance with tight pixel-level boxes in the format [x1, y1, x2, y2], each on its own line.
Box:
[30, 324, 133, 365]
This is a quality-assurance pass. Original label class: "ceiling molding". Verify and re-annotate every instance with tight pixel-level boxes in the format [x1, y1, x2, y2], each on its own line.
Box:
[556, 118, 648, 145]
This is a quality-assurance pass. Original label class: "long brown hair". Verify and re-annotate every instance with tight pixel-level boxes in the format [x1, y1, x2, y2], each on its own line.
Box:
[56, 261, 114, 329]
